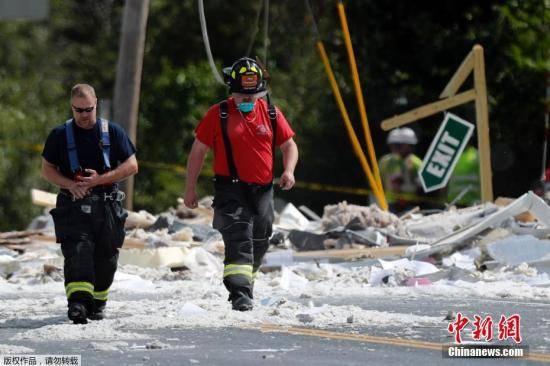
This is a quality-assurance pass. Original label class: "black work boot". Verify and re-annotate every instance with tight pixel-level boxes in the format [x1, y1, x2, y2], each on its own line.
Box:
[88, 300, 106, 321]
[230, 291, 253, 311]
[68, 303, 88, 324]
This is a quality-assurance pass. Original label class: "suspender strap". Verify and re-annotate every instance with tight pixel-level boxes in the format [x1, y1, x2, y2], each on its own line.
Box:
[219, 101, 240, 180]
[65, 119, 111, 173]
[99, 118, 111, 171]
[268, 104, 278, 179]
[218, 101, 278, 181]
[65, 119, 80, 173]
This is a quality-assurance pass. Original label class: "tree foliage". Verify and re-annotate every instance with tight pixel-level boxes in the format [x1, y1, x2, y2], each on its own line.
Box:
[0, 0, 547, 229]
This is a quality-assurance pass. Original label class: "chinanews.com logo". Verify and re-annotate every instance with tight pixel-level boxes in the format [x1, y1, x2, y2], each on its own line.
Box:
[443, 313, 528, 358]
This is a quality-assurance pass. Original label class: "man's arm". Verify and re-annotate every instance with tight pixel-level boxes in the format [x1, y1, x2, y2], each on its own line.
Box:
[279, 137, 298, 190]
[184, 139, 210, 208]
[41, 158, 89, 199]
[78, 154, 138, 188]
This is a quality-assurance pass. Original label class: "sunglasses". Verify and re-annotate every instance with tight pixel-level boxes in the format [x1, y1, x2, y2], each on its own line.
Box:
[72, 105, 95, 113]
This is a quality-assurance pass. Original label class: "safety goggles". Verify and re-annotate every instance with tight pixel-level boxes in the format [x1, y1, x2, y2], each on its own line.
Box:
[72, 105, 95, 113]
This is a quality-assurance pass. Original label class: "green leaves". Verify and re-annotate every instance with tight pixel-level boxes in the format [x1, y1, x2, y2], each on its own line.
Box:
[0, 0, 547, 228]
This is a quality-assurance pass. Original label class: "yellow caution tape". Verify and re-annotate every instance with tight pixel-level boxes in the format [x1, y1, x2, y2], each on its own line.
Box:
[8, 140, 447, 205]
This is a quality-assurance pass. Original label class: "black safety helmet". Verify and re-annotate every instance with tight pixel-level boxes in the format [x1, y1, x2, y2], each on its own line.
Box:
[223, 57, 267, 94]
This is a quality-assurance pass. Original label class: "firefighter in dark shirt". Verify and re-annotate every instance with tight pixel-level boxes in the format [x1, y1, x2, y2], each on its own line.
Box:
[41, 84, 138, 324]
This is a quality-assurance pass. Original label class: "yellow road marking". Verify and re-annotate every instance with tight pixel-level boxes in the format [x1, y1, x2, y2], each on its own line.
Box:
[255, 324, 550, 363]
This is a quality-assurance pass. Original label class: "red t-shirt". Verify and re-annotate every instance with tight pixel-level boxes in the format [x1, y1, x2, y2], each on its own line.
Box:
[195, 98, 295, 184]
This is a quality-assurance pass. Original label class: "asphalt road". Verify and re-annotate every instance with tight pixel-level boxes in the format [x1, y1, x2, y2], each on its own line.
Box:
[2, 293, 549, 366]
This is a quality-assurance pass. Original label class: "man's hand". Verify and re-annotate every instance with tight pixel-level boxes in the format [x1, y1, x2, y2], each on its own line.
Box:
[68, 181, 89, 200]
[279, 138, 298, 191]
[184, 189, 199, 209]
[77, 169, 104, 189]
[279, 170, 295, 190]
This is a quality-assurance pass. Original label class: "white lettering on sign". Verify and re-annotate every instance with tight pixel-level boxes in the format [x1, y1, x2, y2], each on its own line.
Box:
[441, 131, 460, 147]
[437, 142, 455, 156]
[432, 150, 452, 168]
[427, 162, 445, 178]
[427, 130, 461, 175]
[419, 113, 475, 193]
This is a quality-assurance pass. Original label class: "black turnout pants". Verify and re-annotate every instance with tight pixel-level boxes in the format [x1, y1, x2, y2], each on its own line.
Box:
[50, 192, 127, 312]
[212, 179, 275, 300]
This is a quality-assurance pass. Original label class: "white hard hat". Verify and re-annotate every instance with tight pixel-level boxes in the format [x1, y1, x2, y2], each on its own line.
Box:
[387, 127, 418, 145]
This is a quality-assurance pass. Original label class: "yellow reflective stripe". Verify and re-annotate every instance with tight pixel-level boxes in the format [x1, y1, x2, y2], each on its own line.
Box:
[223, 264, 252, 279]
[250, 66, 258, 73]
[93, 288, 109, 301]
[224, 264, 253, 271]
[65, 282, 93, 292]
[223, 269, 252, 278]
[239, 66, 247, 74]
[252, 271, 258, 280]
[66, 287, 93, 297]
[66, 287, 94, 298]
[65, 281, 94, 298]
[231, 70, 236, 79]
[223, 270, 252, 279]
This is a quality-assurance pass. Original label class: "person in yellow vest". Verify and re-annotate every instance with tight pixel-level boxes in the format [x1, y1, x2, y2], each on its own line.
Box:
[379, 127, 422, 213]
[446, 146, 481, 206]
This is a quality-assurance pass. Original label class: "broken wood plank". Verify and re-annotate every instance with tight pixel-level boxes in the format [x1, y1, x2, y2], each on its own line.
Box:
[0, 238, 31, 246]
[293, 246, 408, 260]
[0, 230, 46, 240]
[473, 45, 493, 203]
[412, 192, 550, 259]
[4, 231, 148, 250]
[28, 234, 56, 243]
[495, 197, 536, 222]
[440, 49, 474, 99]
[399, 206, 420, 220]
[381, 90, 476, 130]
[31, 188, 57, 207]
[122, 237, 148, 249]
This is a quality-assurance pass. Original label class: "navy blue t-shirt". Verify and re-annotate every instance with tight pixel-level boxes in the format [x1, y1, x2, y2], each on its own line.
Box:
[42, 119, 136, 179]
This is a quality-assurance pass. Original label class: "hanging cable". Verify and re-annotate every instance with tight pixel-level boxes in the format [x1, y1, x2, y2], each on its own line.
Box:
[263, 0, 270, 67]
[198, 0, 224, 84]
[304, 0, 320, 39]
[246, 0, 264, 57]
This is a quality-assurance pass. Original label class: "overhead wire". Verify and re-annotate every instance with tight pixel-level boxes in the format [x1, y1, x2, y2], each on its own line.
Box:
[198, 0, 225, 84]
[245, 0, 264, 57]
[263, 0, 270, 67]
[7, 139, 445, 205]
[199, 0, 272, 83]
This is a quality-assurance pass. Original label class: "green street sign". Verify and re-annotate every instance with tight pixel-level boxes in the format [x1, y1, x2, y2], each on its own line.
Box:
[419, 113, 474, 192]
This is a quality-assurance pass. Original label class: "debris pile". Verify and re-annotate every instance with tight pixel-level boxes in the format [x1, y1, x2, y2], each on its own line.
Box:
[322, 201, 407, 235]
[1, 189, 550, 294]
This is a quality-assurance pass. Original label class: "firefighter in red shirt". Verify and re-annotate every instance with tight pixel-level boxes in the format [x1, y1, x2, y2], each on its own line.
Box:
[184, 57, 299, 311]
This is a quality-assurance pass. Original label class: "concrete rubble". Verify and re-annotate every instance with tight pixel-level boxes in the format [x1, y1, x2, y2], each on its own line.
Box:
[2, 189, 550, 297]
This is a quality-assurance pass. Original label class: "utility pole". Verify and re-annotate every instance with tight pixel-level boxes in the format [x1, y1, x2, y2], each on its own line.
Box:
[113, 0, 150, 210]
